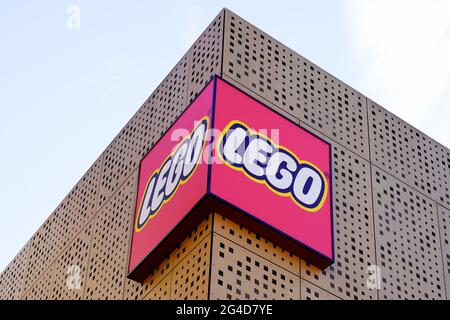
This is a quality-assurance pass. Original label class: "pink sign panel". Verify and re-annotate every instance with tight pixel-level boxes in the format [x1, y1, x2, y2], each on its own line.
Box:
[128, 76, 333, 282]
[128, 81, 214, 278]
[211, 78, 333, 261]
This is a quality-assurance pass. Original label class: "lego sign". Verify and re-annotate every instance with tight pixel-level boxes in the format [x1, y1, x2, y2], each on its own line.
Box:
[128, 77, 333, 282]
[135, 116, 210, 232]
[216, 121, 327, 212]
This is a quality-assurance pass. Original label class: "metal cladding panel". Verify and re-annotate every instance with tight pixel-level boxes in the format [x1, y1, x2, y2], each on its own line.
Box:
[23, 223, 92, 300]
[124, 215, 213, 300]
[210, 232, 300, 300]
[187, 10, 224, 104]
[0, 243, 29, 300]
[170, 236, 211, 300]
[120, 221, 213, 301]
[46, 223, 92, 300]
[22, 263, 53, 300]
[22, 217, 60, 295]
[372, 167, 446, 299]
[84, 171, 138, 300]
[368, 100, 450, 209]
[301, 143, 377, 300]
[438, 205, 450, 298]
[21, 156, 102, 295]
[222, 9, 370, 160]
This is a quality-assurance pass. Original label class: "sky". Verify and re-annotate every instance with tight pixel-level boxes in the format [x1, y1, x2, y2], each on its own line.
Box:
[0, 0, 449, 272]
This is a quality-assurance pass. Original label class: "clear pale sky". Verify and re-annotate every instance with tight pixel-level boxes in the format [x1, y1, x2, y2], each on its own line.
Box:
[1, 1, 449, 272]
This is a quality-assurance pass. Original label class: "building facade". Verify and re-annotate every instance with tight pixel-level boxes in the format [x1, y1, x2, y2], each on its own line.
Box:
[1, 8, 449, 300]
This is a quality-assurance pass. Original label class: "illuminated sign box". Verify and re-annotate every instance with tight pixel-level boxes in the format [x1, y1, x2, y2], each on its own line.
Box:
[128, 76, 334, 282]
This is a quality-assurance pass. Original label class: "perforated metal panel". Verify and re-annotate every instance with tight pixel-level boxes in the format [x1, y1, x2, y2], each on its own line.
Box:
[124, 215, 213, 300]
[21, 157, 102, 294]
[22, 223, 93, 300]
[0, 243, 29, 300]
[48, 223, 92, 300]
[369, 100, 450, 209]
[171, 236, 211, 300]
[187, 10, 224, 104]
[301, 142, 377, 300]
[438, 205, 450, 298]
[210, 231, 300, 300]
[213, 214, 299, 276]
[222, 9, 370, 160]
[372, 168, 445, 299]
[301, 281, 340, 300]
[135, 230, 212, 301]
[22, 262, 53, 300]
[127, 231, 212, 301]
[84, 171, 137, 300]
